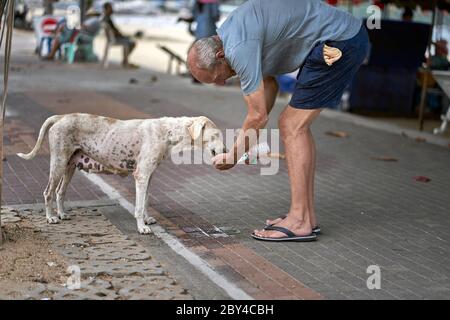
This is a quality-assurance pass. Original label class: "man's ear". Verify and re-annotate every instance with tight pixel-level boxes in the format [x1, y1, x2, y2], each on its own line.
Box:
[216, 49, 225, 60]
[188, 117, 209, 141]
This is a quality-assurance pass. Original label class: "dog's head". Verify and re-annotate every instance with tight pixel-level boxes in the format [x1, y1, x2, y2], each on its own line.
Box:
[188, 116, 226, 157]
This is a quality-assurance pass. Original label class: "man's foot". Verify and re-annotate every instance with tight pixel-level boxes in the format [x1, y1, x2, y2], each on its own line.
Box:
[265, 215, 320, 233]
[254, 216, 313, 239]
[41, 56, 54, 61]
[252, 226, 317, 242]
[265, 216, 284, 226]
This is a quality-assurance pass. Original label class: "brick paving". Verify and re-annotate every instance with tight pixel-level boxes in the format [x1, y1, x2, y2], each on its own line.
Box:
[2, 33, 450, 299]
[104, 90, 450, 300]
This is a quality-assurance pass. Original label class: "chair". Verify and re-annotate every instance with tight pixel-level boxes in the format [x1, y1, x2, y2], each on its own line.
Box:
[432, 70, 450, 135]
[101, 22, 121, 68]
[77, 34, 98, 62]
[61, 33, 97, 64]
[61, 33, 79, 64]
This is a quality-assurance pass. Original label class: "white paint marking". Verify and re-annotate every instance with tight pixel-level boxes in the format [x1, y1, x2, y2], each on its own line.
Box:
[82, 172, 253, 300]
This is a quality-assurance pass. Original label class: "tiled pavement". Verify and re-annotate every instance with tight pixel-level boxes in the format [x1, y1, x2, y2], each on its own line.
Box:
[2, 38, 450, 299]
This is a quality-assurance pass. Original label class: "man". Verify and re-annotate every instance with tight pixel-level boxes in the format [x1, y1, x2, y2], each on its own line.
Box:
[187, 0, 370, 242]
[191, 0, 220, 84]
[42, 17, 78, 60]
[44, 8, 101, 61]
[402, 7, 414, 22]
[192, 0, 220, 40]
[429, 40, 450, 71]
[81, 8, 102, 38]
[103, 2, 137, 68]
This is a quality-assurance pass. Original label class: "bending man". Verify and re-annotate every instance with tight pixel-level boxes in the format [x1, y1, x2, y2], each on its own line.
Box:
[187, 0, 370, 242]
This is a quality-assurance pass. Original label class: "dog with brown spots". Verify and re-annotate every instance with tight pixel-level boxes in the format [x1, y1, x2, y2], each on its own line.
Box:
[17, 113, 226, 234]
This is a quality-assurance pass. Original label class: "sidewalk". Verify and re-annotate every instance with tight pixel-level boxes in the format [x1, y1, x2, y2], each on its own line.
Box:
[0, 203, 190, 300]
[2, 30, 450, 300]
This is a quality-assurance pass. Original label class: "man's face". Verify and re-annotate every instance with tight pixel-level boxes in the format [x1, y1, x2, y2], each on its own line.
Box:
[198, 61, 235, 86]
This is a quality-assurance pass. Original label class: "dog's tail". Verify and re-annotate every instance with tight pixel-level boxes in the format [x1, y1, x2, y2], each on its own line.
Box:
[17, 115, 63, 160]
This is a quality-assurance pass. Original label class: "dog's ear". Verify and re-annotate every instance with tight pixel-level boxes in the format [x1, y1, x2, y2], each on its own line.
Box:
[188, 117, 209, 141]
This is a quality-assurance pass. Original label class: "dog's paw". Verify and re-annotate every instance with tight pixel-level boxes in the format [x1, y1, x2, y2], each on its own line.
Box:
[58, 213, 71, 220]
[47, 216, 60, 224]
[138, 225, 153, 235]
[144, 216, 157, 225]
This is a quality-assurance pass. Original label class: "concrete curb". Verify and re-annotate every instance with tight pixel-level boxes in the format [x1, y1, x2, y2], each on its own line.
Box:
[2, 199, 117, 211]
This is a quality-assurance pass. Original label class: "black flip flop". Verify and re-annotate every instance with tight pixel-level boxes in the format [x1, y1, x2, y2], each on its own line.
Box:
[252, 226, 317, 242]
[264, 216, 321, 235]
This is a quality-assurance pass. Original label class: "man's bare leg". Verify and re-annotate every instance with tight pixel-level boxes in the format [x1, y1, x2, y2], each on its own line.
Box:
[122, 45, 130, 66]
[122, 42, 136, 67]
[254, 106, 322, 238]
[307, 127, 318, 228]
[265, 127, 318, 229]
[44, 25, 65, 60]
[44, 38, 61, 60]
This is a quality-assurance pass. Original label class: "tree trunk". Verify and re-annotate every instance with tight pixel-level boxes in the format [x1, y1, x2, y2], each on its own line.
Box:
[79, 0, 87, 25]
[0, 122, 3, 245]
[1, 0, 15, 245]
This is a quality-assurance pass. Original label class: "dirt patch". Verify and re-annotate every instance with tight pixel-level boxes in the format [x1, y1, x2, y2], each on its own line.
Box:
[0, 213, 68, 296]
[0, 207, 191, 300]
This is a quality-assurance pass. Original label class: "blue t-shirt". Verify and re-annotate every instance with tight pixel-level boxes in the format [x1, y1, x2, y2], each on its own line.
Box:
[217, 0, 362, 95]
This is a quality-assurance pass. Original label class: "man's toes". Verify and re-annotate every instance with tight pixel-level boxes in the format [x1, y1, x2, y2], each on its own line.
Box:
[254, 229, 266, 237]
[266, 218, 282, 225]
[254, 229, 281, 238]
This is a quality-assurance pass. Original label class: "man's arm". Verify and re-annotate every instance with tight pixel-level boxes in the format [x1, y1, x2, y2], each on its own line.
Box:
[263, 76, 279, 115]
[214, 77, 278, 170]
[236, 76, 279, 158]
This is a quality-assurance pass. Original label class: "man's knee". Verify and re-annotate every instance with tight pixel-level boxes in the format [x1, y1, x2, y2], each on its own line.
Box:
[279, 107, 321, 137]
[279, 109, 308, 137]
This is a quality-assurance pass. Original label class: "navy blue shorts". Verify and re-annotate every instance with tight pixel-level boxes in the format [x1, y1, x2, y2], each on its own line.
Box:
[289, 25, 370, 109]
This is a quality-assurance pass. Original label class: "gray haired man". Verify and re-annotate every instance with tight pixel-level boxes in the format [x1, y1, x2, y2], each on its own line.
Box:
[187, 0, 369, 242]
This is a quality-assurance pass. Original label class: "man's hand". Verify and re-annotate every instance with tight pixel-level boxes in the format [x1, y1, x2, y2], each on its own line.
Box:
[212, 153, 236, 171]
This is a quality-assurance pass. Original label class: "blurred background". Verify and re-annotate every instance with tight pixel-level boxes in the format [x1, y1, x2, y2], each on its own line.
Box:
[10, 0, 450, 137]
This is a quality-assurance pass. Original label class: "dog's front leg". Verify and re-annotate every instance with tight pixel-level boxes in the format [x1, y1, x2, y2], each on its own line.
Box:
[144, 182, 157, 225]
[134, 168, 156, 235]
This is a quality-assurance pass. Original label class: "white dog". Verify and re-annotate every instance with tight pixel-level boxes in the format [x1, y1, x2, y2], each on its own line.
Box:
[17, 113, 226, 234]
